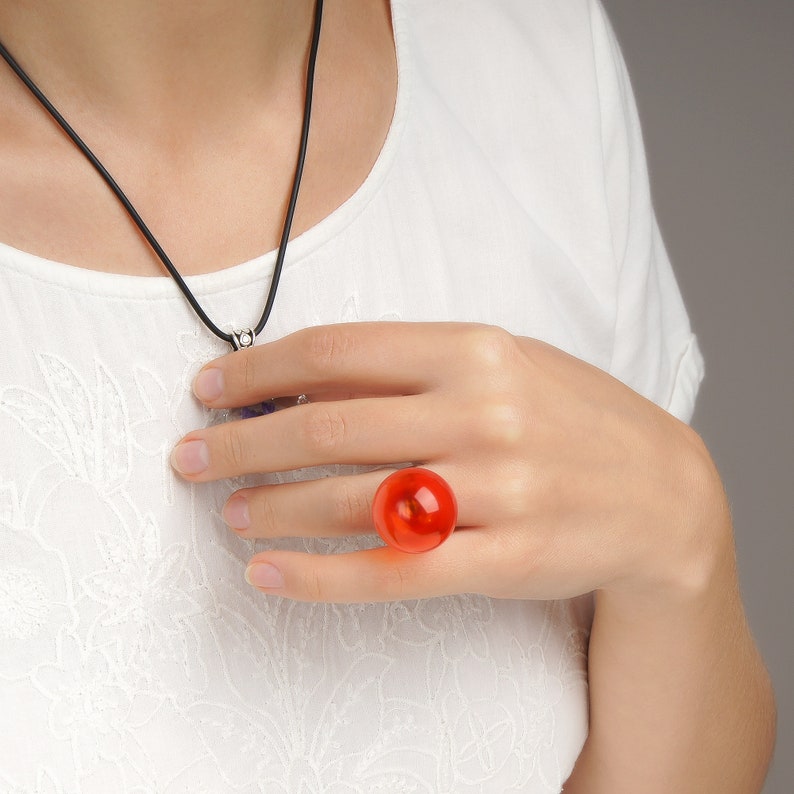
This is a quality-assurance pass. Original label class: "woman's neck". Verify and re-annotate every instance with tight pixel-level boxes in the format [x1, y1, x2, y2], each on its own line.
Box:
[0, 0, 398, 277]
[0, 0, 316, 129]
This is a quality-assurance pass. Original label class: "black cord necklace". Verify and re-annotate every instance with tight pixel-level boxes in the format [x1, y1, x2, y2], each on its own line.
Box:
[0, 0, 324, 351]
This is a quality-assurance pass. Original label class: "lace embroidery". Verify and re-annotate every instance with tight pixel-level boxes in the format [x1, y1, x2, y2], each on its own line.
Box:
[0, 353, 130, 493]
[0, 341, 589, 792]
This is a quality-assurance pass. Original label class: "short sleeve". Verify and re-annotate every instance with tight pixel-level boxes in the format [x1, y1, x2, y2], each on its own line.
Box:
[590, 0, 705, 423]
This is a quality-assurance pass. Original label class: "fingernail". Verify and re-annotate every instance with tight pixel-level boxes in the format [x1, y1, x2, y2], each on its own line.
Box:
[223, 495, 250, 530]
[170, 439, 210, 475]
[193, 368, 224, 402]
[245, 563, 284, 590]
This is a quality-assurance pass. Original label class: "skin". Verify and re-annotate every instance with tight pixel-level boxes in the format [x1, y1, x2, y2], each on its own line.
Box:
[0, 0, 775, 790]
[176, 323, 776, 792]
[0, 0, 396, 275]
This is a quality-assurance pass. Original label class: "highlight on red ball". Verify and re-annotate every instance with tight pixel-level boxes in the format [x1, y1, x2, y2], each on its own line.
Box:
[372, 467, 458, 553]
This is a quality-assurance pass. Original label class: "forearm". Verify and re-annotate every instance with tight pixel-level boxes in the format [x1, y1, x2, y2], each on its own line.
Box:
[564, 516, 776, 793]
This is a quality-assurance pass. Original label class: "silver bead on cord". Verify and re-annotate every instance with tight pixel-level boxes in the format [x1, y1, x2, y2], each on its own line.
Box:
[230, 328, 256, 350]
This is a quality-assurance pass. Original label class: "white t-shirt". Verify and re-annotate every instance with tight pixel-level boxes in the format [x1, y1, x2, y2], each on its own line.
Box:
[0, 0, 703, 791]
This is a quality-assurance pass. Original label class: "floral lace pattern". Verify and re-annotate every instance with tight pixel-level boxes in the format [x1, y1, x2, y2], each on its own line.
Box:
[0, 340, 590, 793]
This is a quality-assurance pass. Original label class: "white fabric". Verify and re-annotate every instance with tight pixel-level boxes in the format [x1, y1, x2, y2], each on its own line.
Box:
[0, 0, 704, 791]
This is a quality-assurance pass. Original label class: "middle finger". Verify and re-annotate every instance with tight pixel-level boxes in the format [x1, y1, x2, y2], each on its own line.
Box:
[171, 394, 452, 481]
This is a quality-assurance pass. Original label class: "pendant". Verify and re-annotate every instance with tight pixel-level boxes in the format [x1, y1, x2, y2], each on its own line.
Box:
[230, 328, 256, 351]
[241, 401, 278, 420]
[239, 394, 310, 419]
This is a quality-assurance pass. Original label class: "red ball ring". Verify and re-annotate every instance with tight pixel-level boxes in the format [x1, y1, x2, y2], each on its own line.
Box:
[372, 467, 458, 554]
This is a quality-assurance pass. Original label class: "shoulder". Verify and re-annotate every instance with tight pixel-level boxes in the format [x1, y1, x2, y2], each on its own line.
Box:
[399, 0, 604, 82]
[399, 0, 597, 37]
[395, 0, 626, 234]
[396, 0, 618, 162]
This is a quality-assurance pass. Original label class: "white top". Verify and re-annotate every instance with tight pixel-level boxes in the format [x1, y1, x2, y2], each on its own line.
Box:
[0, 1, 704, 791]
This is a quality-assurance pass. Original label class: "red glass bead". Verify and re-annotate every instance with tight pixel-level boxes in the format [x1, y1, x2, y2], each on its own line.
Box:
[372, 468, 458, 554]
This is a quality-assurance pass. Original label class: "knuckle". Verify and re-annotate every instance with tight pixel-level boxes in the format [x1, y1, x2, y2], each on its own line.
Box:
[370, 561, 412, 600]
[299, 406, 348, 456]
[300, 566, 326, 602]
[498, 471, 535, 519]
[462, 324, 517, 372]
[331, 483, 371, 530]
[220, 426, 249, 471]
[242, 351, 258, 392]
[253, 494, 280, 537]
[304, 326, 354, 374]
[474, 393, 525, 448]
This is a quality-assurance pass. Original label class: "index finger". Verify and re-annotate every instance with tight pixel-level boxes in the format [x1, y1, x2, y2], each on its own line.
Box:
[192, 322, 468, 408]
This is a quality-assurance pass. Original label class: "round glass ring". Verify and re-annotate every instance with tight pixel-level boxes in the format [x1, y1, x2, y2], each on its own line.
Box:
[372, 468, 458, 554]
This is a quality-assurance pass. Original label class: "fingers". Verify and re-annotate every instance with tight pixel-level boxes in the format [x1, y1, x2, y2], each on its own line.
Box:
[223, 469, 390, 539]
[191, 322, 507, 408]
[178, 321, 534, 603]
[222, 461, 507, 539]
[171, 394, 450, 481]
[193, 323, 437, 407]
[243, 529, 494, 603]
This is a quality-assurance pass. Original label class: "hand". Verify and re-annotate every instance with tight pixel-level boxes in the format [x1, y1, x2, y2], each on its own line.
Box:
[171, 322, 729, 603]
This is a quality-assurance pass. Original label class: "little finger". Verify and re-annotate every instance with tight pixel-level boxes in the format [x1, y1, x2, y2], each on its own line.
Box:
[243, 529, 495, 603]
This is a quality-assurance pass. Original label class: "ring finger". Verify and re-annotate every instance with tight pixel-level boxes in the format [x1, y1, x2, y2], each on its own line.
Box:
[223, 468, 393, 539]
[222, 463, 504, 540]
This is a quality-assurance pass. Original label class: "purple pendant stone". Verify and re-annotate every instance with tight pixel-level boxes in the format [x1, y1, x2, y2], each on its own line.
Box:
[241, 401, 278, 420]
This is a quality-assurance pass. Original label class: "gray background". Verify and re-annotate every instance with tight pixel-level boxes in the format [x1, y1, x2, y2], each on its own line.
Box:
[600, 1, 793, 791]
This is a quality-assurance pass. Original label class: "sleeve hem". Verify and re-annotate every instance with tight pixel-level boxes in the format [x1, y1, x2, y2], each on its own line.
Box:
[665, 334, 705, 424]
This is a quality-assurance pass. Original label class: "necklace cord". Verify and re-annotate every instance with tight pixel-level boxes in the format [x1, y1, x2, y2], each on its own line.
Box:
[257, 0, 323, 338]
[0, 0, 323, 348]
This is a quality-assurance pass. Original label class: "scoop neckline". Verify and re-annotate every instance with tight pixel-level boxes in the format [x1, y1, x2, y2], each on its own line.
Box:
[0, 0, 410, 300]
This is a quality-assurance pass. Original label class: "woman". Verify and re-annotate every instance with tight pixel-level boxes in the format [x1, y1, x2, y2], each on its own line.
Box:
[0, 0, 775, 791]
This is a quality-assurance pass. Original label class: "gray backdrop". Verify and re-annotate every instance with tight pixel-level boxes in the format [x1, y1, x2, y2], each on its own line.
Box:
[600, 2, 793, 791]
